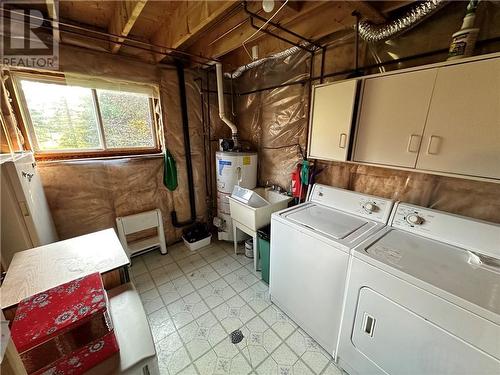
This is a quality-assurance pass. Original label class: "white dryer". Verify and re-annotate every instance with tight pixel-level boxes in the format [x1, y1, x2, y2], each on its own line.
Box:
[270, 184, 394, 355]
[337, 202, 500, 375]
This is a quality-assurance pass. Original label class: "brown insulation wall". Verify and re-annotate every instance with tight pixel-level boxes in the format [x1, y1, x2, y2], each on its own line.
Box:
[160, 68, 207, 239]
[30, 46, 207, 242]
[229, 1, 500, 224]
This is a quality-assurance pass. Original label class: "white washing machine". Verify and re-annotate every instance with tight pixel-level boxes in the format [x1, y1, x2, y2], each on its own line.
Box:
[270, 184, 394, 355]
[337, 202, 500, 375]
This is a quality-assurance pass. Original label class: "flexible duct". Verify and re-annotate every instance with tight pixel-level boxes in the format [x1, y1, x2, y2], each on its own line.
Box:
[358, 0, 448, 43]
[215, 62, 239, 147]
[224, 43, 305, 79]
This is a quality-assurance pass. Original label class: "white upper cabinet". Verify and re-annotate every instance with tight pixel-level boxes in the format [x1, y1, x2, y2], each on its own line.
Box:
[353, 69, 437, 168]
[416, 58, 500, 179]
[308, 80, 358, 162]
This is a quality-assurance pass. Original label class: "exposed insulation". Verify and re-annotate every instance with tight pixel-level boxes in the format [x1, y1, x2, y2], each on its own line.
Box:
[32, 45, 207, 243]
[229, 2, 500, 224]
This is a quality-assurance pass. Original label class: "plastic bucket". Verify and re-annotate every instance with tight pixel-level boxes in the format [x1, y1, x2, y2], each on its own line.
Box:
[245, 238, 254, 258]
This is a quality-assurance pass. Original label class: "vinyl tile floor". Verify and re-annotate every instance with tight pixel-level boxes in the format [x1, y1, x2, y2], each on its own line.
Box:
[130, 239, 343, 375]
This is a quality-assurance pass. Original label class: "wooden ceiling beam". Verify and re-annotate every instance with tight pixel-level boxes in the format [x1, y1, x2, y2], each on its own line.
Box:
[221, 2, 357, 68]
[347, 1, 387, 23]
[150, 0, 239, 63]
[187, 0, 327, 60]
[46, 0, 60, 43]
[109, 0, 148, 54]
[285, 1, 304, 13]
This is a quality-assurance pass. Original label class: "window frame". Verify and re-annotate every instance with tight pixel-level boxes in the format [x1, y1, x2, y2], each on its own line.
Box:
[12, 73, 160, 159]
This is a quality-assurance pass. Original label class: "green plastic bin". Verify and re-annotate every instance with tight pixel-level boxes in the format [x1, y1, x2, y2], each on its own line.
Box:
[257, 225, 271, 284]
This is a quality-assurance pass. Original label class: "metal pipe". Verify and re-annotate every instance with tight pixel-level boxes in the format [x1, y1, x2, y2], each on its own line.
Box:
[206, 70, 213, 215]
[249, 18, 314, 53]
[195, 77, 210, 200]
[236, 35, 500, 95]
[243, 1, 322, 49]
[304, 51, 314, 156]
[215, 63, 239, 147]
[320, 47, 326, 83]
[3, 9, 218, 64]
[353, 11, 361, 73]
[171, 61, 197, 228]
[208, 17, 248, 47]
[4, 13, 213, 68]
[358, 0, 448, 43]
[230, 76, 236, 117]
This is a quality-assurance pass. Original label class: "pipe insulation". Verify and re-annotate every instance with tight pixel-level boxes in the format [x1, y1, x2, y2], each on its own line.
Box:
[215, 62, 239, 147]
[358, 0, 449, 43]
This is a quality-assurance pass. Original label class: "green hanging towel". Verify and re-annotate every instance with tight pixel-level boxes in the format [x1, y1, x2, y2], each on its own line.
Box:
[164, 149, 178, 191]
[300, 160, 310, 185]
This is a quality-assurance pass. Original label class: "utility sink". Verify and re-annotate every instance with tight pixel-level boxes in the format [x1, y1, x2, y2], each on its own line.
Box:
[228, 186, 292, 231]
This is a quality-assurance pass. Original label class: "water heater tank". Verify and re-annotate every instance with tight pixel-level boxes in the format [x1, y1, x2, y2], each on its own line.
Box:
[215, 151, 257, 241]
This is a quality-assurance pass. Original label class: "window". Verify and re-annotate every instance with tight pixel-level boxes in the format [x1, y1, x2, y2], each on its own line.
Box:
[14, 74, 158, 157]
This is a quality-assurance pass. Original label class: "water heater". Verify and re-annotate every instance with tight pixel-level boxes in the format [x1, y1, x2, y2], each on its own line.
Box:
[215, 151, 257, 241]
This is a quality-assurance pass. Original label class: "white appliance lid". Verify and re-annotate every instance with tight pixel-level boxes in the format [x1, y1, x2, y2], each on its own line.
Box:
[362, 230, 500, 315]
[285, 204, 368, 239]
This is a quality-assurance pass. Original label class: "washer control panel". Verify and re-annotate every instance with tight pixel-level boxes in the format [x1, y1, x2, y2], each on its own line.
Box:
[355, 199, 391, 222]
[310, 184, 394, 223]
[406, 213, 424, 226]
[393, 205, 432, 231]
[390, 202, 500, 257]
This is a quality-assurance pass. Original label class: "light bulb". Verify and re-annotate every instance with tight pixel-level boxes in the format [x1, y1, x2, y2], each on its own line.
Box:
[262, 0, 275, 13]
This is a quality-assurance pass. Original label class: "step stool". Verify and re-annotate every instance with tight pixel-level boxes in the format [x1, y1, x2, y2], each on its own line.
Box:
[116, 209, 167, 258]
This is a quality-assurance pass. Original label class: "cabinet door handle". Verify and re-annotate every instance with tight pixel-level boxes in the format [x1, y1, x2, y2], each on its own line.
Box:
[407, 134, 422, 153]
[426, 135, 441, 155]
[338, 133, 347, 149]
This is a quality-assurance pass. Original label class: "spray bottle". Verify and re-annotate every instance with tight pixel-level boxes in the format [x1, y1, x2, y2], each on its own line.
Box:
[447, 0, 480, 60]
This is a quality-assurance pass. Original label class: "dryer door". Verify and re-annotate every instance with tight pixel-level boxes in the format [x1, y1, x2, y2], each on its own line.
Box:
[350, 287, 500, 375]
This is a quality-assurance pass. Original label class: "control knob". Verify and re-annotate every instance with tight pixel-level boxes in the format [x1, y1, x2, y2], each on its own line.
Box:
[406, 213, 424, 225]
[363, 202, 377, 213]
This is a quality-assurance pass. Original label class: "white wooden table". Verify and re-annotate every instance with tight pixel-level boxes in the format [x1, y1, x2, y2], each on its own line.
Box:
[1, 229, 130, 316]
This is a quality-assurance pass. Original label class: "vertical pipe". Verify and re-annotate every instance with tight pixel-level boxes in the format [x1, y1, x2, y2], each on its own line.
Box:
[171, 60, 196, 227]
[215, 63, 239, 147]
[196, 77, 210, 202]
[206, 69, 214, 219]
[304, 51, 315, 157]
[353, 11, 361, 74]
[320, 47, 326, 83]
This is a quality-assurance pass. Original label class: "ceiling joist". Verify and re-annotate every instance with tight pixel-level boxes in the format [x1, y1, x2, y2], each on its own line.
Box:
[108, 0, 148, 54]
[150, 0, 238, 62]
[46, 0, 60, 43]
[187, 1, 329, 60]
[29, 1, 415, 66]
[347, 1, 387, 23]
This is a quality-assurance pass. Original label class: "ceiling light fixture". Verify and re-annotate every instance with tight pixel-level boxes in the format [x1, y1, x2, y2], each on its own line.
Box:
[262, 0, 275, 13]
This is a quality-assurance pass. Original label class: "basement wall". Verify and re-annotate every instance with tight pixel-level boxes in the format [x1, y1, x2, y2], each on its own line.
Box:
[6, 45, 207, 243]
[227, 1, 500, 224]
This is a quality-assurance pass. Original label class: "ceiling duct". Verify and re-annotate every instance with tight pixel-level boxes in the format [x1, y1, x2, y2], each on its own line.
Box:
[225, 43, 306, 79]
[358, 0, 449, 43]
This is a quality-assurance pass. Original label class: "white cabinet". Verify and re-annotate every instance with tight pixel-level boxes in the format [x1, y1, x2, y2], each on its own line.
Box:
[308, 79, 358, 161]
[352, 54, 500, 181]
[416, 58, 500, 179]
[353, 69, 437, 168]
